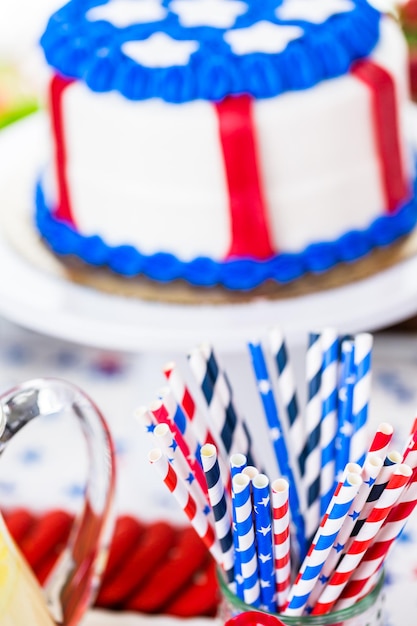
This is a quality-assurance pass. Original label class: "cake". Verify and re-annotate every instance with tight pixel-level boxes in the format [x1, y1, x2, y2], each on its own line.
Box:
[34, 0, 417, 298]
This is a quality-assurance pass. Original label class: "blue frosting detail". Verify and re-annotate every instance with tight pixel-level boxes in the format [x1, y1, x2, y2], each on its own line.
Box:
[40, 0, 381, 102]
[34, 177, 417, 291]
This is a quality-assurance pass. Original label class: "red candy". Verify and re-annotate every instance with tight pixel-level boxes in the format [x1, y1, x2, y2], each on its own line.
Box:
[4, 509, 218, 617]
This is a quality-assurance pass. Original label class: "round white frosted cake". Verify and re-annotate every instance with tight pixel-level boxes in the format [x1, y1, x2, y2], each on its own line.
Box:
[35, 0, 417, 297]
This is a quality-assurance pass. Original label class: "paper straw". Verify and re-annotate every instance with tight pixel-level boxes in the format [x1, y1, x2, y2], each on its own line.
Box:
[163, 361, 208, 446]
[229, 454, 246, 599]
[311, 463, 412, 615]
[271, 478, 291, 612]
[348, 449, 402, 542]
[230, 453, 247, 478]
[306, 454, 383, 609]
[188, 346, 255, 466]
[148, 448, 221, 563]
[153, 423, 211, 515]
[334, 340, 355, 481]
[337, 465, 417, 608]
[158, 381, 203, 465]
[284, 471, 362, 616]
[232, 473, 261, 607]
[252, 473, 276, 612]
[151, 392, 207, 494]
[242, 466, 259, 481]
[319, 328, 339, 516]
[136, 405, 157, 436]
[402, 418, 417, 455]
[350, 333, 373, 467]
[200, 443, 234, 586]
[248, 340, 306, 561]
[366, 422, 394, 460]
[200, 342, 258, 467]
[402, 430, 417, 469]
[269, 327, 304, 483]
[300, 332, 323, 546]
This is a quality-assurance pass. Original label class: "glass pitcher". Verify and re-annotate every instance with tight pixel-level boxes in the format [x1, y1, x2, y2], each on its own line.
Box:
[0, 378, 116, 626]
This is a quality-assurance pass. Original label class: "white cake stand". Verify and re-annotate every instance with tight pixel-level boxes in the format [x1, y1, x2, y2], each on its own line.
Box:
[2, 112, 417, 353]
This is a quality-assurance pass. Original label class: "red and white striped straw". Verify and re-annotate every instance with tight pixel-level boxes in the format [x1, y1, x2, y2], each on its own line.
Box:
[148, 448, 221, 564]
[163, 360, 224, 455]
[271, 478, 291, 612]
[151, 392, 207, 493]
[311, 463, 412, 615]
[136, 405, 157, 434]
[402, 430, 417, 468]
[344, 449, 402, 552]
[402, 418, 417, 454]
[366, 422, 394, 460]
[153, 423, 211, 514]
[336, 465, 417, 608]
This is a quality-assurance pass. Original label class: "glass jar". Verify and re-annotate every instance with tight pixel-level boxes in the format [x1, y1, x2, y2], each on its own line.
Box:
[218, 571, 385, 626]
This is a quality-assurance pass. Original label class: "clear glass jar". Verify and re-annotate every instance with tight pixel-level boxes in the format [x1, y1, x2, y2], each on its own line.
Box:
[218, 571, 385, 626]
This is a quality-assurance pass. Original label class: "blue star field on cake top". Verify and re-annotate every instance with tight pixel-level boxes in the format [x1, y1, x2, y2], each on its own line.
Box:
[40, 0, 381, 102]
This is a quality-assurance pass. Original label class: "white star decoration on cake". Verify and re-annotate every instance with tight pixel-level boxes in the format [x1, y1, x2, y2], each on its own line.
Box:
[275, 0, 354, 24]
[224, 21, 303, 55]
[87, 0, 167, 27]
[122, 33, 199, 67]
[170, 0, 248, 28]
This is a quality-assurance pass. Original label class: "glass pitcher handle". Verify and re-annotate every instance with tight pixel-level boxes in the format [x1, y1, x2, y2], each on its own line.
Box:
[0, 378, 116, 626]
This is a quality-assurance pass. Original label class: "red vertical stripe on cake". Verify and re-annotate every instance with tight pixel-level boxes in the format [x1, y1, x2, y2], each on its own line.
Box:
[50, 74, 75, 223]
[351, 60, 409, 213]
[215, 95, 274, 259]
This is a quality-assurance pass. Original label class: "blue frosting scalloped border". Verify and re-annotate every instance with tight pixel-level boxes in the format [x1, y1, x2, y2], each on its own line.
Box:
[40, 0, 380, 103]
[34, 176, 417, 291]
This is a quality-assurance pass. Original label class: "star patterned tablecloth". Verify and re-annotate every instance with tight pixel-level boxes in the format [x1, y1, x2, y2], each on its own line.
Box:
[0, 315, 417, 624]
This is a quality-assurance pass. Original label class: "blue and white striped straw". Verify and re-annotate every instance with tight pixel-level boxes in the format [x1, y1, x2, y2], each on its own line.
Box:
[230, 453, 247, 478]
[252, 473, 276, 612]
[306, 454, 383, 608]
[229, 453, 247, 599]
[284, 471, 362, 616]
[248, 340, 306, 561]
[300, 332, 323, 546]
[319, 329, 339, 515]
[335, 340, 356, 482]
[232, 473, 261, 607]
[200, 443, 235, 587]
[269, 327, 304, 484]
[350, 333, 373, 467]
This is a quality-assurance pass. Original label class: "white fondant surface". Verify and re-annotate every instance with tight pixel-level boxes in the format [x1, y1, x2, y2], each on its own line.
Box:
[62, 90, 231, 259]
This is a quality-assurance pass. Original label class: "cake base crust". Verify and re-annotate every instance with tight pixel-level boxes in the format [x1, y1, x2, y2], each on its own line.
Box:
[57, 233, 417, 305]
[5, 197, 417, 305]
